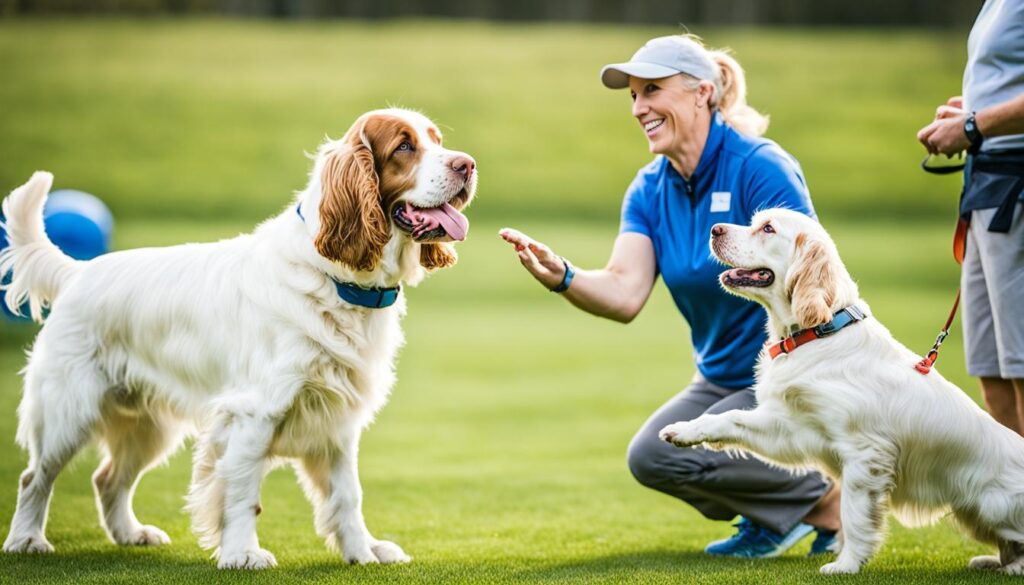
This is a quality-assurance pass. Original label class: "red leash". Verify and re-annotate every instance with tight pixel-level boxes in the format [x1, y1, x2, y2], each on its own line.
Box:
[914, 218, 968, 375]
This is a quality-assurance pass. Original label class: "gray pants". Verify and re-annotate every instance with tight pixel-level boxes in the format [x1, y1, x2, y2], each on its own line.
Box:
[626, 375, 830, 535]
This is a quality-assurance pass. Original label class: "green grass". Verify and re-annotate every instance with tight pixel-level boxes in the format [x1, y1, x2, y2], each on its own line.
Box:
[0, 18, 1005, 584]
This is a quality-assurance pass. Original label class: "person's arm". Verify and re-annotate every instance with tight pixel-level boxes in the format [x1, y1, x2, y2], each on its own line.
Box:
[498, 228, 657, 323]
[977, 93, 1024, 137]
[917, 93, 1024, 155]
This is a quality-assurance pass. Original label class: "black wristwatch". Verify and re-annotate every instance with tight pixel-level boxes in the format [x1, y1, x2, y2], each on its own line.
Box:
[964, 112, 984, 151]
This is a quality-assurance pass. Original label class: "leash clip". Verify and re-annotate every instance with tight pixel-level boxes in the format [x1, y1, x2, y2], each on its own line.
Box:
[915, 328, 950, 375]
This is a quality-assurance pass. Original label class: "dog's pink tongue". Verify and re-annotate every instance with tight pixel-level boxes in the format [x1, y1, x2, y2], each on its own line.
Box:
[407, 202, 469, 241]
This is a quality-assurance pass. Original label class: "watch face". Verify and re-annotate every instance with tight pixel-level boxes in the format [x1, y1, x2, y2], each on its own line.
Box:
[965, 115, 982, 146]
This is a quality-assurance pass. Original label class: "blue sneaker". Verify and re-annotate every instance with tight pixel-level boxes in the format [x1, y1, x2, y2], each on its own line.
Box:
[704, 517, 815, 558]
[807, 528, 839, 556]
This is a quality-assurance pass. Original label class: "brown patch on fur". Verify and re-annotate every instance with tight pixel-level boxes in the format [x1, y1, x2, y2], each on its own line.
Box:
[254, 503, 262, 516]
[420, 243, 457, 270]
[786, 235, 837, 329]
[316, 141, 390, 271]
[20, 470, 35, 490]
[360, 115, 423, 205]
[794, 232, 807, 250]
[427, 126, 442, 145]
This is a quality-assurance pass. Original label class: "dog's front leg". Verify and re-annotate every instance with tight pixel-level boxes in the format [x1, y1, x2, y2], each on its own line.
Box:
[324, 428, 411, 565]
[659, 407, 805, 463]
[214, 414, 277, 570]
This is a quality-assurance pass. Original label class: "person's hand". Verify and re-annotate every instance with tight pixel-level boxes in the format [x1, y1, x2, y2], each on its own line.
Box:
[498, 228, 567, 290]
[917, 115, 971, 155]
[918, 96, 970, 155]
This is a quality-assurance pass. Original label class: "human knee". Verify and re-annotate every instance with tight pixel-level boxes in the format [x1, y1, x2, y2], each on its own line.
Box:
[627, 435, 709, 490]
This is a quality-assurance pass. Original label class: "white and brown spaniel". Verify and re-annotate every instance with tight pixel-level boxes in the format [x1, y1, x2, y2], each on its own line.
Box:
[659, 208, 1024, 575]
[0, 108, 475, 569]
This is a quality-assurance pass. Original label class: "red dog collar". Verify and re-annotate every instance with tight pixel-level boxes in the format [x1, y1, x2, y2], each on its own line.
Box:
[767, 306, 867, 359]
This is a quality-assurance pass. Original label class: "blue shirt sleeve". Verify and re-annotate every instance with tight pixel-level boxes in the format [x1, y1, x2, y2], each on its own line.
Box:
[741, 143, 817, 220]
[619, 169, 653, 237]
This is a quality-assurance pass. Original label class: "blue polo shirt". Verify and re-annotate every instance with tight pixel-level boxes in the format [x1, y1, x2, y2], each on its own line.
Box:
[620, 113, 815, 389]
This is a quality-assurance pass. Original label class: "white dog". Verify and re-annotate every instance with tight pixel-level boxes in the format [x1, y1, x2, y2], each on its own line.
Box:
[0, 108, 476, 569]
[659, 208, 1024, 575]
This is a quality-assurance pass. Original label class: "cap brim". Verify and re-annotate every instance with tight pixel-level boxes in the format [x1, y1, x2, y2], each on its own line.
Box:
[600, 62, 680, 89]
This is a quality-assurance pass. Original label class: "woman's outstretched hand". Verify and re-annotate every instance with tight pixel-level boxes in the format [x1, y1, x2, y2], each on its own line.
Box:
[498, 228, 567, 290]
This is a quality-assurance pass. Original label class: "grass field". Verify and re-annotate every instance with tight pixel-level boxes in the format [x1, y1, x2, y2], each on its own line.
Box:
[0, 19, 1006, 585]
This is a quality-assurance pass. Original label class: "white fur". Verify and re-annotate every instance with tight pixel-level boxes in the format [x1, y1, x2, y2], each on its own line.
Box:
[0, 108, 473, 568]
[659, 209, 1024, 575]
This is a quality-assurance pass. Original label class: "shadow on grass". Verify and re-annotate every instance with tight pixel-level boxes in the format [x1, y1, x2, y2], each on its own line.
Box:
[507, 549, 1020, 584]
[1, 547, 1019, 584]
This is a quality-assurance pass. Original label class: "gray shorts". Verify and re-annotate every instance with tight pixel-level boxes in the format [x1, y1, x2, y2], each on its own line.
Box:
[962, 202, 1024, 379]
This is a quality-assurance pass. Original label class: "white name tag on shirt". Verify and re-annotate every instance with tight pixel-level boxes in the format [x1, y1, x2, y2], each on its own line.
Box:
[710, 191, 731, 213]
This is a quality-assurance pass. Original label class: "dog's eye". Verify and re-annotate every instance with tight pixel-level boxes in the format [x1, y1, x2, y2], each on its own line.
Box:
[395, 141, 414, 154]
[762, 223, 775, 234]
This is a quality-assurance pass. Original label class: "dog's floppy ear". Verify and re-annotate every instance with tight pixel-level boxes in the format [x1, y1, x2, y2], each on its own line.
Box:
[315, 139, 390, 272]
[786, 233, 838, 329]
[419, 242, 457, 270]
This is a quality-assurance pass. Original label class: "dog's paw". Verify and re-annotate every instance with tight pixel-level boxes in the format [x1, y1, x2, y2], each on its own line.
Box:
[819, 559, 861, 575]
[1002, 560, 1024, 576]
[3, 534, 54, 554]
[115, 525, 171, 546]
[371, 540, 411, 564]
[343, 544, 380, 565]
[659, 422, 702, 447]
[218, 548, 278, 570]
[969, 555, 1002, 570]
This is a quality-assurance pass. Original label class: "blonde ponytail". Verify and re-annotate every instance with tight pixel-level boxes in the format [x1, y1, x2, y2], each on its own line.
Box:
[708, 50, 769, 137]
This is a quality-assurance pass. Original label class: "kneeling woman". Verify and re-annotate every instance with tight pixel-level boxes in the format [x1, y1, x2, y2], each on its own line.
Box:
[500, 34, 840, 558]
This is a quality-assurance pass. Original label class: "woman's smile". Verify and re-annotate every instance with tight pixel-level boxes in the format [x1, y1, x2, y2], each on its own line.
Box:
[643, 118, 665, 137]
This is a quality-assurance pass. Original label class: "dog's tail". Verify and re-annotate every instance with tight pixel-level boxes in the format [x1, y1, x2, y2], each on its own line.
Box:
[0, 172, 82, 322]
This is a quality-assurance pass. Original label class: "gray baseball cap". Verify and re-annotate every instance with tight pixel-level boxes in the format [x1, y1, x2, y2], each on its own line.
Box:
[601, 36, 717, 89]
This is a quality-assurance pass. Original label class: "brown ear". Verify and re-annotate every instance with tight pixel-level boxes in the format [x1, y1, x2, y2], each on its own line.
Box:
[315, 143, 390, 271]
[786, 234, 837, 329]
[419, 242, 457, 270]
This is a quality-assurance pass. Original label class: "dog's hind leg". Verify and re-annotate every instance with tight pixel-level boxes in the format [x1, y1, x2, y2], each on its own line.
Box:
[93, 401, 185, 546]
[4, 358, 105, 553]
[819, 454, 894, 575]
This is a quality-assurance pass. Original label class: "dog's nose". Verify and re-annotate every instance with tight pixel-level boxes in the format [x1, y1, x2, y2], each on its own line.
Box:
[711, 224, 727, 238]
[450, 155, 476, 181]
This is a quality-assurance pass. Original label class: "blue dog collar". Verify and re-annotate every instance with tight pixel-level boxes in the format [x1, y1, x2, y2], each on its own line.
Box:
[295, 204, 400, 309]
[333, 281, 400, 309]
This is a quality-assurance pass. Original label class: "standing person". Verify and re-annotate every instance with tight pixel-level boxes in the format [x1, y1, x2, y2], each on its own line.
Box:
[500, 35, 840, 558]
[917, 0, 1024, 434]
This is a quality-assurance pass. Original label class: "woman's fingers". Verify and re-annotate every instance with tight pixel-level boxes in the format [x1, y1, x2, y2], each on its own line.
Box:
[935, 104, 965, 120]
[501, 227, 565, 289]
[947, 96, 964, 109]
[499, 227, 531, 247]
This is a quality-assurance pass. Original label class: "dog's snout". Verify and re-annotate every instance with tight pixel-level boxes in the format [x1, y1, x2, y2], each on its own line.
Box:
[711, 224, 727, 238]
[450, 155, 476, 180]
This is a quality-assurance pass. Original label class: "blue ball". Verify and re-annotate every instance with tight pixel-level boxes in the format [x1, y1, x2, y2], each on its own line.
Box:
[1, 189, 114, 320]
